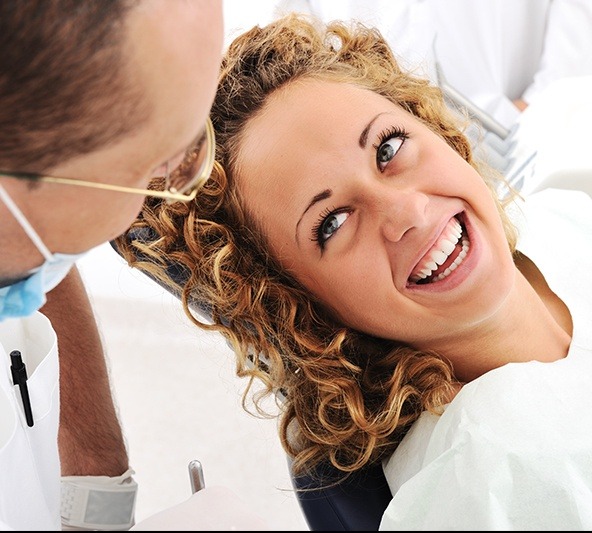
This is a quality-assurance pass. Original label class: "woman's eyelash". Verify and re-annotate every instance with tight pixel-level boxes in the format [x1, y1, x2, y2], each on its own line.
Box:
[311, 205, 334, 242]
[373, 125, 409, 149]
[311, 205, 338, 249]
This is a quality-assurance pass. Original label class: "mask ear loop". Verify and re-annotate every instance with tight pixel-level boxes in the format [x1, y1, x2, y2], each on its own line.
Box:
[0, 184, 54, 261]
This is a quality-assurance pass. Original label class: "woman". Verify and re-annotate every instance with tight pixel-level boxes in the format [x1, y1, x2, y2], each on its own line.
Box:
[116, 14, 592, 529]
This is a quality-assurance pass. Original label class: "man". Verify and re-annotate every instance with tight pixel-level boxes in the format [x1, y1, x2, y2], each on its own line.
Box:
[0, 1, 264, 529]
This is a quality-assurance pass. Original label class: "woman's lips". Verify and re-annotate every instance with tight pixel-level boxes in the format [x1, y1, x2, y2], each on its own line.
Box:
[408, 213, 471, 286]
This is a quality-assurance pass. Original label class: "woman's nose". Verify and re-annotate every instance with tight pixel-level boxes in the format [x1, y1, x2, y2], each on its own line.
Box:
[376, 189, 429, 243]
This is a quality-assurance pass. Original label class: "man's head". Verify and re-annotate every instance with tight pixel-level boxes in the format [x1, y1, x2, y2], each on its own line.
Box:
[0, 0, 223, 279]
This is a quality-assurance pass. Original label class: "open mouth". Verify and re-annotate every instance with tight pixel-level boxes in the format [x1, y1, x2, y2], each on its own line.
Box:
[408, 215, 470, 285]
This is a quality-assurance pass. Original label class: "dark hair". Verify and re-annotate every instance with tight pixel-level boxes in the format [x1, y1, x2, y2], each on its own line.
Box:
[0, 0, 147, 172]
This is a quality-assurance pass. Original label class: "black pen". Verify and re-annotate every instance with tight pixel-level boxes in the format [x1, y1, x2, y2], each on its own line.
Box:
[10, 350, 34, 427]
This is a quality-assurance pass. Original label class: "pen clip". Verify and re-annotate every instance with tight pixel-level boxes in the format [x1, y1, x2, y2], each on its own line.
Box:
[10, 350, 34, 427]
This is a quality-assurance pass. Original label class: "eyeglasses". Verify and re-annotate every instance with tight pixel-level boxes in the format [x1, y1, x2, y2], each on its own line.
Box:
[0, 117, 216, 203]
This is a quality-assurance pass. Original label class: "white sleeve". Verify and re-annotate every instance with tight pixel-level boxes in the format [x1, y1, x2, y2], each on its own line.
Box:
[522, 0, 592, 103]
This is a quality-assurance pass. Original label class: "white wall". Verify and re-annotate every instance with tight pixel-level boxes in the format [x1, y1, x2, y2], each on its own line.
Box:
[223, 0, 279, 47]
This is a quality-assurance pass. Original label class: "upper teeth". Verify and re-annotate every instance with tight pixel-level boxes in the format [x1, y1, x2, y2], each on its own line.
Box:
[409, 218, 469, 283]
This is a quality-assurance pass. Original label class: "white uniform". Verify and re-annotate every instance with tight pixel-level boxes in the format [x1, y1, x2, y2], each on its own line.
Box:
[270, 0, 592, 127]
[380, 188, 592, 530]
[0, 312, 61, 530]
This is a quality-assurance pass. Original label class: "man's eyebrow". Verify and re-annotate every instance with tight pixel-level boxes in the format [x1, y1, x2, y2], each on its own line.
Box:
[191, 125, 207, 152]
[157, 126, 206, 173]
[359, 112, 387, 148]
[295, 188, 332, 243]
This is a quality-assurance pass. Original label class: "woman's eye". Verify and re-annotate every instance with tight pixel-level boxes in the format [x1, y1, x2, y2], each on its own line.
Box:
[374, 126, 409, 172]
[313, 210, 349, 248]
[376, 137, 404, 171]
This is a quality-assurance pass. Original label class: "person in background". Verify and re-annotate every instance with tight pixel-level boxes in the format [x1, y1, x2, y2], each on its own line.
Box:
[263, 0, 592, 127]
[117, 13, 592, 530]
[0, 0, 264, 530]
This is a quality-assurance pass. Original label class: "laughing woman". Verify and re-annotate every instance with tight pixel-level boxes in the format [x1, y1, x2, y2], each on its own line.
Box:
[116, 14, 592, 530]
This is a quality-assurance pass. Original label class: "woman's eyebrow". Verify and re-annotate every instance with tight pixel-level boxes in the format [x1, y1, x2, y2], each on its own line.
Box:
[296, 188, 332, 243]
[359, 112, 387, 148]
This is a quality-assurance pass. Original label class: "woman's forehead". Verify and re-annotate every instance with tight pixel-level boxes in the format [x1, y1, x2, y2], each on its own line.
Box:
[238, 80, 408, 157]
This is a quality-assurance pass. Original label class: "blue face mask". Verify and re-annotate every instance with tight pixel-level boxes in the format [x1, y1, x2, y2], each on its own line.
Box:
[0, 184, 88, 321]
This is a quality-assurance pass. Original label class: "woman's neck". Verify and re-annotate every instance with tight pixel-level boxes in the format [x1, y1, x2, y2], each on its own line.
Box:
[438, 255, 572, 383]
[515, 251, 573, 336]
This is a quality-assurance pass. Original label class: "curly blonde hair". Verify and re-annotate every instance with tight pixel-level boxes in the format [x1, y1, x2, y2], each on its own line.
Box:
[116, 14, 517, 482]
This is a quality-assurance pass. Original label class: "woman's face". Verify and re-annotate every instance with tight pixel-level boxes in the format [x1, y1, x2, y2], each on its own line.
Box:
[237, 79, 516, 353]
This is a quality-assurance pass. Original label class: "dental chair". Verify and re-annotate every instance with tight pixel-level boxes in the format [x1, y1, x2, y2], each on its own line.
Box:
[290, 460, 393, 530]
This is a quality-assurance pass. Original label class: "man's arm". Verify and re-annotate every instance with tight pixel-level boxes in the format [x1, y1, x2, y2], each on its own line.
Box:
[41, 266, 129, 476]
